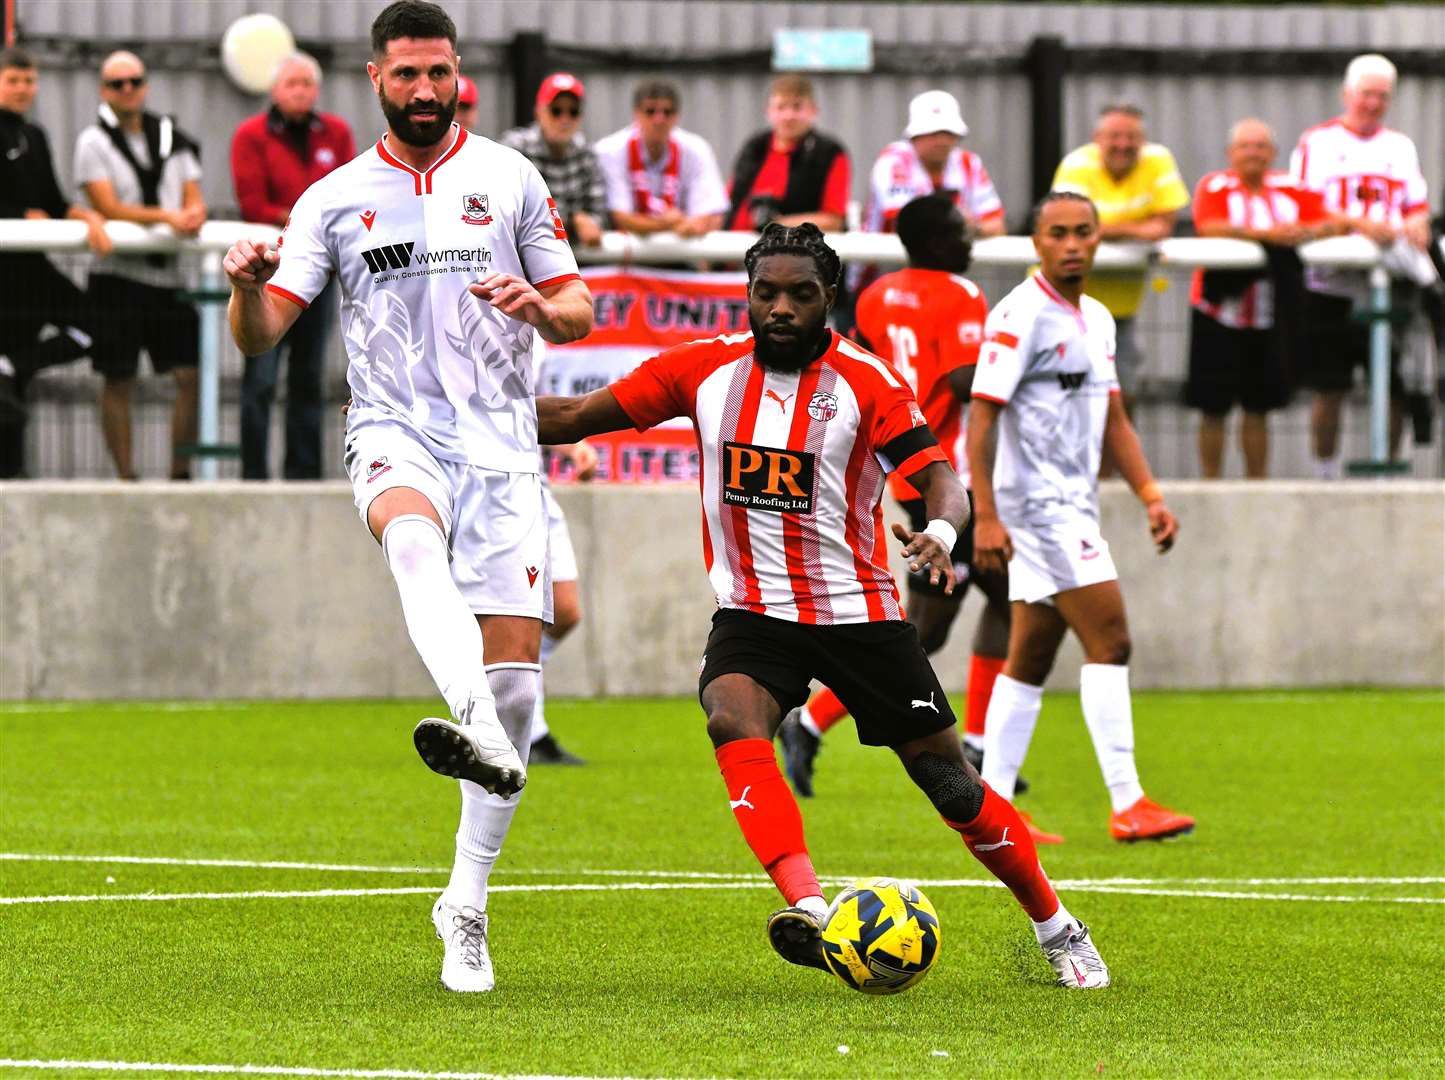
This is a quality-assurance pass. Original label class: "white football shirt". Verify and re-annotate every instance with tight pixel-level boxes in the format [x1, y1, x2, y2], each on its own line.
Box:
[269, 124, 581, 471]
[1290, 119, 1429, 297]
[971, 274, 1120, 526]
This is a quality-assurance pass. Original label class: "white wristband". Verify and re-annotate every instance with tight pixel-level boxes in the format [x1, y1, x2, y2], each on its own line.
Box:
[923, 518, 958, 553]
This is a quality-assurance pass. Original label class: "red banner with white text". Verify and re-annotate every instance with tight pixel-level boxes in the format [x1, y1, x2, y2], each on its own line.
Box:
[541, 266, 748, 483]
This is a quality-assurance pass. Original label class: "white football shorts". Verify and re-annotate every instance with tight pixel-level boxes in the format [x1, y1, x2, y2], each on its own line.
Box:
[543, 483, 579, 584]
[345, 416, 552, 621]
[1005, 514, 1118, 605]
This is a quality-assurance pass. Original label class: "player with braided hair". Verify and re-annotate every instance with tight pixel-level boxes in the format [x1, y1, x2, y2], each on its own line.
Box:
[536, 222, 1112, 988]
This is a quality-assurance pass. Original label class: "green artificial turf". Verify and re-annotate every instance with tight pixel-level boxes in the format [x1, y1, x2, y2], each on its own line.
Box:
[1, 690, 1442, 1079]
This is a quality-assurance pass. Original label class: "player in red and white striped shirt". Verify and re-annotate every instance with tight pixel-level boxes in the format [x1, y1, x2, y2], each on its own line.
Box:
[1186, 119, 1338, 478]
[539, 223, 1111, 989]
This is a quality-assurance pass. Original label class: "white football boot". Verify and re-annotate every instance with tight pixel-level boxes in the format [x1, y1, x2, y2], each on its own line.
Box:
[431, 896, 495, 993]
[413, 706, 526, 797]
[1041, 921, 1110, 988]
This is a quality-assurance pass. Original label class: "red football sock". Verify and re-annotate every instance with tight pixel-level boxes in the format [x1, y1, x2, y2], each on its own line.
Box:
[945, 784, 1060, 922]
[965, 654, 1006, 738]
[715, 738, 822, 905]
[804, 687, 849, 734]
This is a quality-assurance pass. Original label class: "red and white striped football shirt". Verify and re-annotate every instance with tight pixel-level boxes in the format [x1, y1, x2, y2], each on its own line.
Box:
[1189, 169, 1325, 330]
[610, 330, 947, 625]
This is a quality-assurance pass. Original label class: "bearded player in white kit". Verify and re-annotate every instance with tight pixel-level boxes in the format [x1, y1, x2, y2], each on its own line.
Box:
[223, 0, 593, 993]
[968, 191, 1193, 844]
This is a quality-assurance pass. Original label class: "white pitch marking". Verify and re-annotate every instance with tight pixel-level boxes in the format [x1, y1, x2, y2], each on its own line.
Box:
[0, 1059, 668, 1080]
[4, 878, 1441, 907]
[0, 881, 781, 906]
[0, 854, 763, 881]
[0, 702, 259, 714]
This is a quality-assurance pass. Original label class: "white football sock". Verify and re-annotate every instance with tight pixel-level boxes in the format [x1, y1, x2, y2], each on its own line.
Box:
[381, 515, 500, 730]
[445, 663, 541, 911]
[1313, 454, 1342, 480]
[531, 633, 561, 742]
[1079, 663, 1145, 813]
[798, 894, 828, 918]
[798, 705, 821, 738]
[1032, 902, 1076, 945]
[980, 675, 1044, 800]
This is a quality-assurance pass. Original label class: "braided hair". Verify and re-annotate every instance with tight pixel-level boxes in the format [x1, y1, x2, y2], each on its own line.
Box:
[743, 222, 842, 289]
[1028, 190, 1099, 234]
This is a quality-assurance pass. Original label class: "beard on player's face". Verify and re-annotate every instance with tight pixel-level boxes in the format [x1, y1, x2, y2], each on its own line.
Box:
[380, 85, 458, 147]
[748, 307, 830, 373]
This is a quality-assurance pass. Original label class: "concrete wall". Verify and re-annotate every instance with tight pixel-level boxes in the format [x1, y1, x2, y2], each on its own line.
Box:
[1, 481, 1441, 701]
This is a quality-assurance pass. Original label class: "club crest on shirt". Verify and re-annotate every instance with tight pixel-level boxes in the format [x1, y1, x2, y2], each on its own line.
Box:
[461, 192, 492, 226]
[366, 456, 392, 482]
[807, 391, 838, 422]
[909, 403, 927, 427]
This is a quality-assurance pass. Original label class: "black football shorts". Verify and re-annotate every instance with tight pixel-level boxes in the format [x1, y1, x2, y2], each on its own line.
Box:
[697, 608, 956, 747]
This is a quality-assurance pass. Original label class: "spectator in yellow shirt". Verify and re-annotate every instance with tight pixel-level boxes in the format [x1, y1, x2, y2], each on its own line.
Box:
[1052, 103, 1189, 401]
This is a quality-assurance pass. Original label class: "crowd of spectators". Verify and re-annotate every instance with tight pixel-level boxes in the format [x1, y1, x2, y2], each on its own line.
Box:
[0, 46, 1437, 480]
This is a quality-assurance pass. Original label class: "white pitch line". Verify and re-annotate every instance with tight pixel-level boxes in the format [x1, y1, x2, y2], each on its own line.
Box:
[0, 1059, 671, 1080]
[4, 878, 1441, 907]
[6, 854, 1440, 888]
[0, 881, 781, 906]
[0, 854, 762, 881]
[1057, 885, 1444, 905]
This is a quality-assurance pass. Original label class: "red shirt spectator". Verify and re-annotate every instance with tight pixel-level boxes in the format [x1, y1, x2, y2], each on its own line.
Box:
[728, 74, 850, 232]
[231, 55, 354, 225]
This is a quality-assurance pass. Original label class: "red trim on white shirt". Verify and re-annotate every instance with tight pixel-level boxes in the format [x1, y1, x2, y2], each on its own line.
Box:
[1032, 274, 1087, 333]
[266, 283, 309, 310]
[972, 391, 1009, 406]
[374, 125, 469, 196]
[532, 272, 582, 291]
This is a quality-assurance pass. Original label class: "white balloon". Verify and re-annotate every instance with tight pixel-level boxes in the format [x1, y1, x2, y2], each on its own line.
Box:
[221, 13, 297, 95]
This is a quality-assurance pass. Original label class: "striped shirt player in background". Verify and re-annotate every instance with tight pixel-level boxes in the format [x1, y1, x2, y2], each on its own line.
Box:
[222, 0, 593, 994]
[538, 223, 1112, 989]
[1290, 53, 1432, 477]
[968, 191, 1192, 846]
[779, 194, 1027, 810]
[1186, 119, 1340, 479]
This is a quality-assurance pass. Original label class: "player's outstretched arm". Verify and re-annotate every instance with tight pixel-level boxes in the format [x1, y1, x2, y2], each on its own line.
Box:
[892, 460, 970, 595]
[469, 275, 594, 345]
[1102, 393, 1178, 553]
[537, 387, 633, 445]
[224, 238, 300, 356]
[965, 397, 1013, 574]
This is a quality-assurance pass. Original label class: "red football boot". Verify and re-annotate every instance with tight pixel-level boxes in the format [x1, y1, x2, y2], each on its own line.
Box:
[1110, 797, 1195, 842]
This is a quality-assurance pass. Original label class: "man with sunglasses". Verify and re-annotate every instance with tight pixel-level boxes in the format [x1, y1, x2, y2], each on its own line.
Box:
[595, 80, 728, 238]
[74, 50, 206, 480]
[499, 72, 606, 249]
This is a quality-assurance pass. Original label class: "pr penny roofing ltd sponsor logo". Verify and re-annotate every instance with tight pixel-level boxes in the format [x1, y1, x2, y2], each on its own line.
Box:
[722, 440, 814, 514]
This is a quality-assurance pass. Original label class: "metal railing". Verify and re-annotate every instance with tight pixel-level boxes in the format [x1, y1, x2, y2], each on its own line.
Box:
[1, 220, 1432, 478]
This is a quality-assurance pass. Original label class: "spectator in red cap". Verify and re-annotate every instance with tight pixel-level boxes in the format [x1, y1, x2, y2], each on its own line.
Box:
[230, 52, 354, 480]
[728, 74, 850, 233]
[455, 74, 478, 133]
[499, 72, 607, 247]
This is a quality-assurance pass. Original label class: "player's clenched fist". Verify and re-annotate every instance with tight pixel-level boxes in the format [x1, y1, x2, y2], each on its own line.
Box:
[224, 239, 280, 291]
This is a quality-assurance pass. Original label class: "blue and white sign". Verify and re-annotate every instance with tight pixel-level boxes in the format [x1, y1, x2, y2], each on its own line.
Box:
[772, 29, 873, 73]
